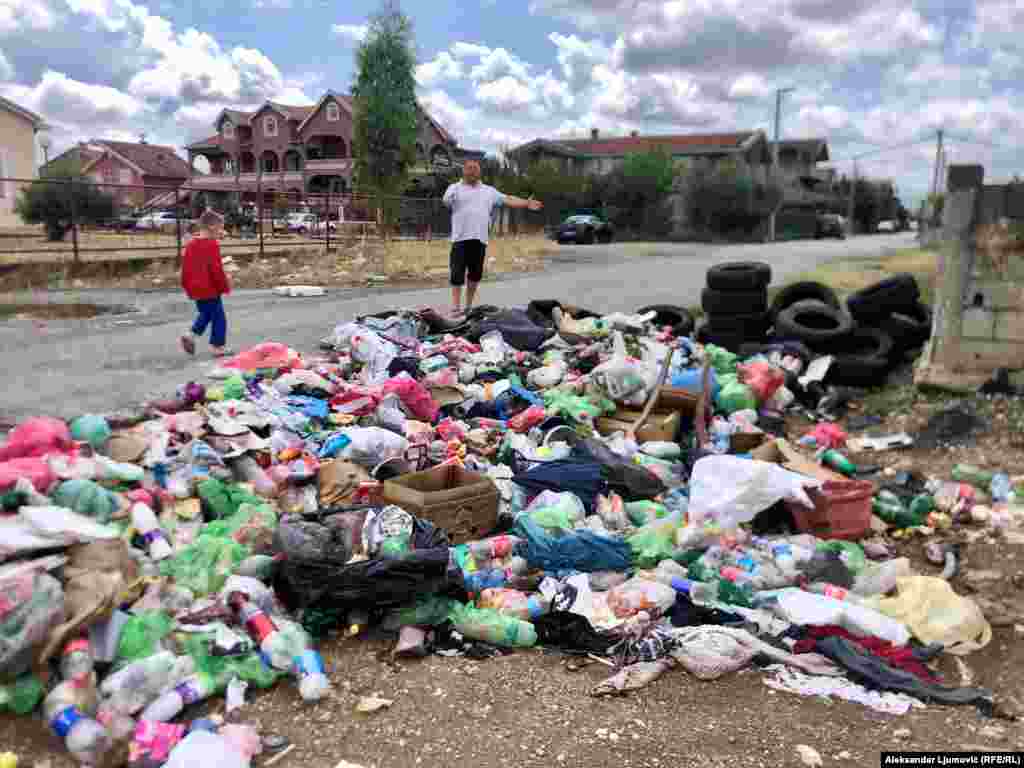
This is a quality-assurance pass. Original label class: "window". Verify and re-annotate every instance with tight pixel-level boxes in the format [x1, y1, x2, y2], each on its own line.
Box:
[223, 121, 235, 139]
[326, 102, 340, 122]
[264, 116, 278, 137]
[0, 149, 6, 198]
[120, 168, 132, 184]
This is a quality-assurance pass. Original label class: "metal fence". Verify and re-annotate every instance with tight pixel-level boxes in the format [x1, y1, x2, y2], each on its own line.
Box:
[0, 176, 546, 269]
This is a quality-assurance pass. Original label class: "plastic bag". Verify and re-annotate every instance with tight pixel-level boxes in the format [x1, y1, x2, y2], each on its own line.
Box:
[816, 540, 867, 576]
[0, 417, 72, 462]
[382, 373, 439, 423]
[179, 634, 281, 689]
[116, 611, 174, 667]
[715, 379, 757, 414]
[0, 457, 56, 493]
[524, 490, 585, 533]
[1, 506, 119, 560]
[0, 674, 44, 714]
[704, 345, 738, 375]
[738, 361, 785, 403]
[513, 513, 631, 574]
[607, 577, 676, 619]
[477, 588, 551, 621]
[159, 535, 247, 597]
[592, 332, 649, 404]
[867, 576, 992, 655]
[221, 342, 303, 371]
[688, 456, 819, 528]
[52, 479, 122, 524]
[338, 427, 410, 469]
[0, 571, 65, 678]
[197, 479, 265, 522]
[447, 602, 537, 648]
[626, 510, 685, 568]
[595, 493, 629, 531]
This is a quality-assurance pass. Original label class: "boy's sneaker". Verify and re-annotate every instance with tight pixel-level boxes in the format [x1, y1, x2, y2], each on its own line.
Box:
[180, 335, 195, 355]
[212, 347, 235, 358]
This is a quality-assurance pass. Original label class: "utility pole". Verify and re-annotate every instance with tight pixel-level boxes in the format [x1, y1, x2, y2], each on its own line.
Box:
[930, 128, 944, 200]
[769, 87, 795, 242]
[847, 159, 857, 236]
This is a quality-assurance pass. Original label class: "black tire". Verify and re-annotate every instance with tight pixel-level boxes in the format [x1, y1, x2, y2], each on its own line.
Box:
[701, 286, 768, 314]
[597, 231, 613, 244]
[738, 340, 814, 369]
[774, 299, 854, 350]
[826, 328, 895, 387]
[882, 303, 932, 351]
[582, 228, 595, 245]
[637, 304, 695, 337]
[697, 323, 746, 352]
[705, 310, 771, 338]
[769, 281, 841, 321]
[706, 261, 772, 292]
[846, 274, 920, 322]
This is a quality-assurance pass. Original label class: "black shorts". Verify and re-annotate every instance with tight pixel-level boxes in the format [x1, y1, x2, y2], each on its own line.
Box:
[450, 239, 487, 286]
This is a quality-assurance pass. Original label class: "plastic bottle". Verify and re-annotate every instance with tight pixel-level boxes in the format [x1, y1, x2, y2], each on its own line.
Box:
[449, 604, 537, 648]
[871, 491, 925, 528]
[140, 671, 226, 722]
[0, 675, 44, 715]
[478, 589, 551, 621]
[804, 582, 869, 606]
[164, 730, 251, 768]
[653, 559, 688, 585]
[60, 637, 95, 682]
[231, 456, 278, 497]
[95, 708, 136, 741]
[952, 464, 995, 489]
[990, 472, 1012, 503]
[227, 594, 329, 701]
[131, 503, 173, 560]
[100, 651, 195, 716]
[908, 494, 935, 519]
[468, 535, 520, 561]
[820, 449, 856, 476]
[43, 683, 112, 765]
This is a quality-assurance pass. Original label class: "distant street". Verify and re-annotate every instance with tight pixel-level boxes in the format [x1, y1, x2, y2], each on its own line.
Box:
[0, 232, 916, 422]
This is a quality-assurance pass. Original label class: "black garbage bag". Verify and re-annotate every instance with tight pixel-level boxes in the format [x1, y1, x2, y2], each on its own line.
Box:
[469, 308, 553, 352]
[512, 459, 608, 513]
[273, 509, 453, 614]
[572, 438, 667, 501]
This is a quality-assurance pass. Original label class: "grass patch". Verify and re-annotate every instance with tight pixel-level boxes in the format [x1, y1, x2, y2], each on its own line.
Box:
[860, 383, 951, 415]
[382, 235, 555, 280]
[770, 246, 940, 305]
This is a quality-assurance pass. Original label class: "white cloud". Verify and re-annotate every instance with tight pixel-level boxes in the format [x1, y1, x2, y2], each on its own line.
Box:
[331, 23, 367, 44]
[0, 0, 58, 33]
[419, 89, 471, 139]
[475, 75, 537, 112]
[65, 0, 145, 32]
[450, 41, 492, 59]
[416, 51, 462, 87]
[469, 48, 531, 82]
[0, 47, 11, 80]
[729, 73, 771, 100]
[253, 0, 292, 7]
[793, 8, 942, 60]
[548, 32, 610, 90]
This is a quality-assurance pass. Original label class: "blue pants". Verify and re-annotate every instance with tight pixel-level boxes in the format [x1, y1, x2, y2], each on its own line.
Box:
[191, 297, 227, 347]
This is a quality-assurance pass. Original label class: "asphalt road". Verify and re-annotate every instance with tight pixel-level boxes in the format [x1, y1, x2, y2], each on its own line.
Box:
[0, 233, 916, 422]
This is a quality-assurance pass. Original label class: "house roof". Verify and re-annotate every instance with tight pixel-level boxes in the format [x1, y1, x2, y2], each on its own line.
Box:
[188, 134, 228, 150]
[0, 95, 47, 129]
[79, 140, 192, 178]
[511, 131, 761, 159]
[296, 91, 354, 133]
[771, 138, 830, 162]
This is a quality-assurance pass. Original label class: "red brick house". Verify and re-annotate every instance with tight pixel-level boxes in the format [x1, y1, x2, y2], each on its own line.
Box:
[185, 90, 460, 204]
[41, 139, 193, 211]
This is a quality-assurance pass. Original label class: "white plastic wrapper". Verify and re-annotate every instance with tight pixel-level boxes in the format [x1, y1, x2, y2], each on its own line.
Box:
[687, 456, 819, 529]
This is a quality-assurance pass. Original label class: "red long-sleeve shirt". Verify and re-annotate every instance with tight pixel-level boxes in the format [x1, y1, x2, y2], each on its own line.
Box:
[180, 237, 230, 300]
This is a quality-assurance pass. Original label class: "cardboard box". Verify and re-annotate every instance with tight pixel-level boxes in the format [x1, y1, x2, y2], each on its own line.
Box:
[596, 409, 681, 443]
[382, 464, 499, 543]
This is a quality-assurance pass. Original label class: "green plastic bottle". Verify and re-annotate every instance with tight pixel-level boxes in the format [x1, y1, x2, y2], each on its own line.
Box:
[821, 449, 856, 476]
[0, 675, 44, 715]
[908, 494, 935, 518]
[872, 491, 925, 528]
[951, 464, 995, 489]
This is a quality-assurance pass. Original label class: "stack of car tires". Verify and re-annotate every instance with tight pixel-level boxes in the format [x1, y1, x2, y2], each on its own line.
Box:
[696, 262, 772, 352]
[768, 273, 932, 388]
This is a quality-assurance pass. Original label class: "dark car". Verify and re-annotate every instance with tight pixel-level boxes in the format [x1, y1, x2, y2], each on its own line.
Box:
[555, 213, 614, 245]
[815, 213, 845, 240]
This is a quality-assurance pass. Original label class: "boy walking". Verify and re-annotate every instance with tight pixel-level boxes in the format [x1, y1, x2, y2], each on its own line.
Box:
[442, 160, 544, 315]
[180, 209, 232, 357]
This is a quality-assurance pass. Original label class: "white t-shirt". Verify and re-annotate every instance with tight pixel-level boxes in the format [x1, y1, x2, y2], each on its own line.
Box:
[443, 181, 505, 244]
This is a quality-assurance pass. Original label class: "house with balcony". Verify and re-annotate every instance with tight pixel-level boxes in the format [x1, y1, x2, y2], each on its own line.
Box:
[507, 129, 773, 181]
[770, 138, 837, 206]
[40, 139, 193, 212]
[185, 90, 460, 206]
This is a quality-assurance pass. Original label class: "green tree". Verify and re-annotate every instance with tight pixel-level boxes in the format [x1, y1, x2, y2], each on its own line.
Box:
[16, 159, 116, 241]
[621, 148, 678, 196]
[352, 0, 419, 230]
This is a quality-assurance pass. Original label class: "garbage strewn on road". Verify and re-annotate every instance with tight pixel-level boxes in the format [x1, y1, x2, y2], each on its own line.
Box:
[0, 261, 1019, 766]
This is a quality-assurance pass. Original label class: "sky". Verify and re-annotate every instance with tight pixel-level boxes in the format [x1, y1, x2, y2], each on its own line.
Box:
[2, 0, 1023, 206]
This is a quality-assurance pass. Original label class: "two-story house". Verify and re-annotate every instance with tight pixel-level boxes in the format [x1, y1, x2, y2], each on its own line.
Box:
[508, 129, 773, 182]
[185, 90, 460, 205]
[0, 95, 47, 227]
[40, 139, 193, 212]
[770, 138, 837, 206]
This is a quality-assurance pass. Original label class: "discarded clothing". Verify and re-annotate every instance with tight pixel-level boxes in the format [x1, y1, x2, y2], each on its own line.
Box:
[793, 625, 941, 682]
[813, 636, 993, 710]
[762, 664, 924, 715]
[512, 514, 632, 574]
[592, 658, 675, 696]
[513, 460, 607, 514]
[668, 593, 743, 629]
[533, 612, 619, 656]
[670, 626, 842, 680]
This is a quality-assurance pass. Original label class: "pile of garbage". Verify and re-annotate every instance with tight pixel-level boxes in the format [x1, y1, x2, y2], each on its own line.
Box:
[0, 271, 1016, 766]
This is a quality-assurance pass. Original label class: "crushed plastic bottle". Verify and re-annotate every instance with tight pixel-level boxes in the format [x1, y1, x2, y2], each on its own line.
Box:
[43, 681, 112, 765]
[60, 637, 95, 682]
[991, 472, 1012, 503]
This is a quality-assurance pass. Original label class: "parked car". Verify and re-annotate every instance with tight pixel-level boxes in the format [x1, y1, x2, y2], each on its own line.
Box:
[815, 213, 845, 240]
[97, 215, 139, 231]
[877, 220, 896, 232]
[136, 211, 190, 232]
[555, 213, 614, 245]
[273, 213, 322, 234]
